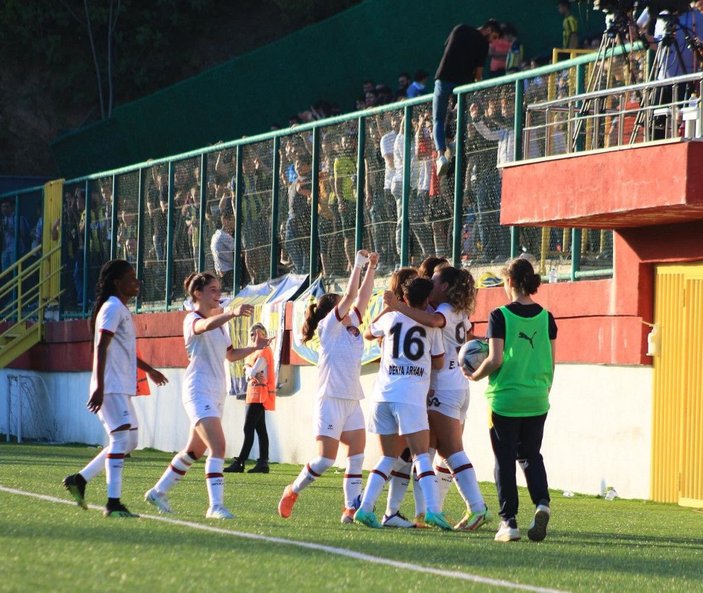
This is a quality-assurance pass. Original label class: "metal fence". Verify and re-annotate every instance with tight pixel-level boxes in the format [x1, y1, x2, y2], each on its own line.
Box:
[1, 49, 649, 318]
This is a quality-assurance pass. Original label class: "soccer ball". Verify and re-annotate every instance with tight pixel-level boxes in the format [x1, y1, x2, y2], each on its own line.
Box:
[458, 339, 489, 374]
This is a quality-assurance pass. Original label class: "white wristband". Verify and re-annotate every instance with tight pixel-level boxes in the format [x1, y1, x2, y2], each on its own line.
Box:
[354, 253, 369, 269]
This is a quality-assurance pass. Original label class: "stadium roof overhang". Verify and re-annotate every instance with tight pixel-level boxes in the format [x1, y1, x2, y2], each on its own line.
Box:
[500, 139, 703, 229]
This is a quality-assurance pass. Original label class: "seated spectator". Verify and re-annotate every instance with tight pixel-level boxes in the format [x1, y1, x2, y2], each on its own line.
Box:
[397, 72, 411, 96]
[489, 25, 512, 78]
[211, 212, 235, 289]
[407, 69, 429, 98]
[503, 24, 524, 73]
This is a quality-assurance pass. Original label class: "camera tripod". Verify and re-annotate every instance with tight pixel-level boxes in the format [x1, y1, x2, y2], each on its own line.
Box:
[570, 9, 646, 151]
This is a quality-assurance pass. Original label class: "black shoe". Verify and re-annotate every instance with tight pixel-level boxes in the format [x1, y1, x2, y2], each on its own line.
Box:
[247, 461, 270, 474]
[63, 473, 87, 510]
[104, 501, 139, 518]
[223, 458, 245, 473]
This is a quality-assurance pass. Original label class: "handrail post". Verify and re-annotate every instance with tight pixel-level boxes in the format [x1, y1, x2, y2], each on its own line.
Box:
[355, 117, 366, 252]
[309, 127, 320, 279]
[82, 180, 90, 317]
[110, 175, 119, 260]
[135, 168, 145, 313]
[233, 146, 243, 293]
[452, 93, 466, 267]
[400, 104, 412, 266]
[164, 162, 175, 311]
[270, 137, 281, 280]
[198, 153, 207, 272]
[510, 79, 524, 258]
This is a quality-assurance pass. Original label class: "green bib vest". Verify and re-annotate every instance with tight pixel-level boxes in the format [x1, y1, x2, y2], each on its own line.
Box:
[484, 306, 554, 417]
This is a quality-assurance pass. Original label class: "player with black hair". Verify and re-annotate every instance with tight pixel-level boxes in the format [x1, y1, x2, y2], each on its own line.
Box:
[63, 259, 168, 517]
[355, 277, 452, 530]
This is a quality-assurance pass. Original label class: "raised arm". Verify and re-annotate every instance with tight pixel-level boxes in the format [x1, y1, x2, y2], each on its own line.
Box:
[226, 334, 271, 363]
[193, 304, 253, 335]
[336, 250, 368, 318]
[354, 252, 379, 318]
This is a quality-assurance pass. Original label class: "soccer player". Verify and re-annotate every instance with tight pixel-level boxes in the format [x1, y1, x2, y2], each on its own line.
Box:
[385, 264, 490, 531]
[469, 257, 557, 542]
[354, 277, 452, 530]
[62, 259, 168, 518]
[144, 272, 267, 519]
[277, 250, 378, 522]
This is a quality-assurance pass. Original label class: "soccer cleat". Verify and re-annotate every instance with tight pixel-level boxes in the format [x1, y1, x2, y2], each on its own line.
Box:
[413, 513, 430, 528]
[340, 508, 356, 524]
[354, 508, 382, 528]
[104, 502, 139, 518]
[425, 511, 454, 531]
[382, 511, 416, 528]
[495, 519, 521, 542]
[436, 155, 450, 177]
[206, 505, 234, 519]
[527, 504, 551, 542]
[277, 484, 298, 518]
[62, 474, 87, 510]
[455, 506, 492, 532]
[144, 488, 173, 514]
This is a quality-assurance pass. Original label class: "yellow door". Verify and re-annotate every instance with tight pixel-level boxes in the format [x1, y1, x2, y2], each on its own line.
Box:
[651, 263, 703, 507]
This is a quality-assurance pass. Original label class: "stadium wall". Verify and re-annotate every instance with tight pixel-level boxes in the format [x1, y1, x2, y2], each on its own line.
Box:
[0, 362, 652, 499]
[50, 0, 604, 177]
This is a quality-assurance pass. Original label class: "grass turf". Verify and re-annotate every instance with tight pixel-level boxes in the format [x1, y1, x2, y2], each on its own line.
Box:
[0, 443, 702, 593]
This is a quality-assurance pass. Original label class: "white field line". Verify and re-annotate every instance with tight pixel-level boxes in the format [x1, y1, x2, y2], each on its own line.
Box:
[0, 485, 570, 593]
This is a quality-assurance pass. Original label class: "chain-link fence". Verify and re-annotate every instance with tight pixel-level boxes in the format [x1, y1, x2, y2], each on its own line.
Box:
[1, 51, 637, 317]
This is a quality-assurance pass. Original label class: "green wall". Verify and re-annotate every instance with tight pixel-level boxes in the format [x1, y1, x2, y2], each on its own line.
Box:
[52, 0, 603, 177]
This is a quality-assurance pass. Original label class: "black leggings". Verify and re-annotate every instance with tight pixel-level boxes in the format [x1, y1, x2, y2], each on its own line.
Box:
[237, 403, 269, 462]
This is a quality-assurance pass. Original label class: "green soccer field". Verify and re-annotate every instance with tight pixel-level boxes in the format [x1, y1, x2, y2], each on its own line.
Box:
[1, 443, 701, 593]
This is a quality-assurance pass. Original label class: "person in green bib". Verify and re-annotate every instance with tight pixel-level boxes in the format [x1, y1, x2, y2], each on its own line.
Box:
[469, 257, 557, 543]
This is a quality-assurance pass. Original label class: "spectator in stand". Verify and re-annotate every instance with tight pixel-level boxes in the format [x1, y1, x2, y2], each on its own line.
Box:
[407, 69, 429, 98]
[503, 24, 524, 73]
[210, 212, 235, 290]
[1, 199, 30, 272]
[413, 110, 435, 261]
[433, 21, 501, 177]
[334, 134, 358, 273]
[558, 1, 579, 49]
[285, 156, 313, 273]
[489, 26, 512, 78]
[397, 72, 411, 97]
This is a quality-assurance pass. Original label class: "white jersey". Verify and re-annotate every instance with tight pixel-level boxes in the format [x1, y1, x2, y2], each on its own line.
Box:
[369, 310, 444, 407]
[430, 302, 472, 391]
[182, 311, 232, 402]
[380, 131, 397, 190]
[90, 296, 137, 396]
[316, 306, 364, 400]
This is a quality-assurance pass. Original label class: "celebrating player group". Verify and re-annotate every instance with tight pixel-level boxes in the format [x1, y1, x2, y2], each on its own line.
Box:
[63, 249, 556, 544]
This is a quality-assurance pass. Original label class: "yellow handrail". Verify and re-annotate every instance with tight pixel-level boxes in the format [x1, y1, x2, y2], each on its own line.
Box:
[0, 245, 42, 284]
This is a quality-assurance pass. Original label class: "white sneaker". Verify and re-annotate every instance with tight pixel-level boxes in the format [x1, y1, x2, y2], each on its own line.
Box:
[206, 505, 234, 519]
[382, 511, 416, 528]
[527, 504, 550, 542]
[436, 155, 450, 177]
[495, 519, 521, 542]
[144, 488, 173, 514]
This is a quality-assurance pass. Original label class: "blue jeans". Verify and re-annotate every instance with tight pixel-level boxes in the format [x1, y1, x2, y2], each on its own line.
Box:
[490, 412, 550, 521]
[433, 79, 456, 153]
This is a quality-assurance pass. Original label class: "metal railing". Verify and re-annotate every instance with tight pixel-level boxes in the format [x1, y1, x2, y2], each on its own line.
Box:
[0, 48, 642, 318]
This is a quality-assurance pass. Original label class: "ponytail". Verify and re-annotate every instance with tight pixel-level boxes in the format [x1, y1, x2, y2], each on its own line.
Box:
[301, 293, 338, 343]
[503, 257, 541, 295]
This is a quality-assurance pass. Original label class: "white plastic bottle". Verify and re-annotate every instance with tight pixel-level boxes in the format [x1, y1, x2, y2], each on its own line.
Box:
[548, 266, 558, 284]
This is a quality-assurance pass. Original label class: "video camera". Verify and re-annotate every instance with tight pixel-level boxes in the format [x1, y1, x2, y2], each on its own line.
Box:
[593, 0, 691, 14]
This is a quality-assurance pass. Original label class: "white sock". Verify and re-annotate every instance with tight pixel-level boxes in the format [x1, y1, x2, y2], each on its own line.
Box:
[385, 458, 412, 516]
[105, 429, 129, 499]
[205, 457, 225, 508]
[360, 456, 395, 513]
[343, 454, 364, 509]
[80, 448, 108, 482]
[414, 453, 440, 514]
[413, 466, 427, 516]
[446, 451, 485, 512]
[154, 451, 197, 494]
[292, 457, 335, 494]
[434, 457, 454, 511]
[128, 427, 139, 452]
